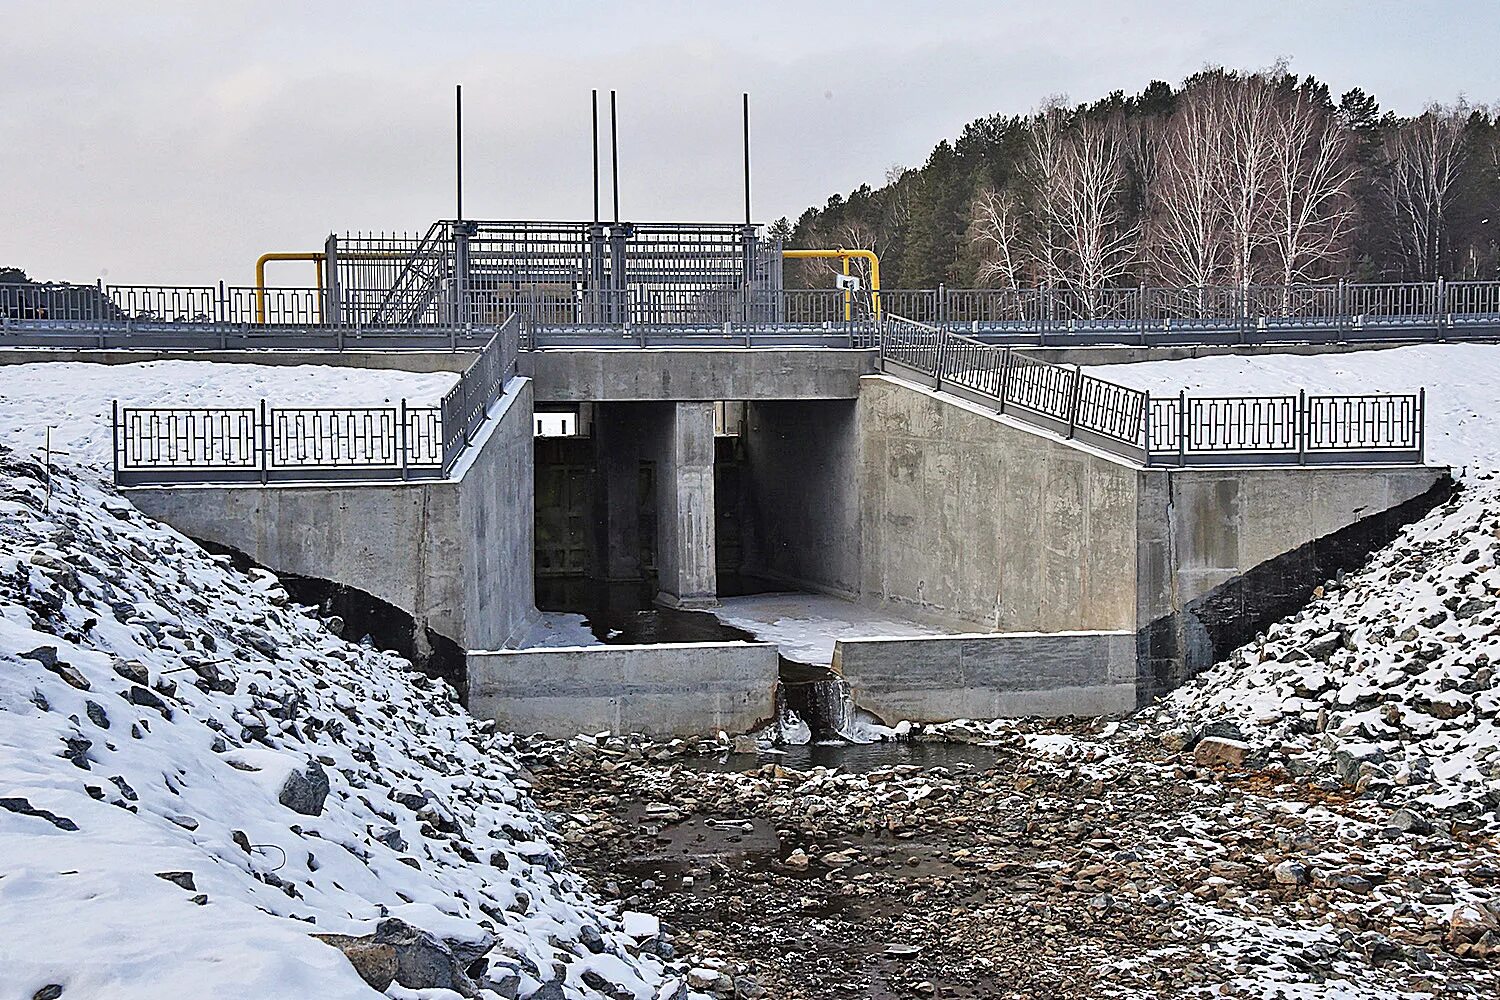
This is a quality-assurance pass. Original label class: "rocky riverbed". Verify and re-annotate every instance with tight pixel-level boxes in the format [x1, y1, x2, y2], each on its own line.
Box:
[517, 719, 1499, 1000]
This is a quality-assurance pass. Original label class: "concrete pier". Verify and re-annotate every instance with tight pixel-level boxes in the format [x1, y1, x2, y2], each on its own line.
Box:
[649, 401, 718, 608]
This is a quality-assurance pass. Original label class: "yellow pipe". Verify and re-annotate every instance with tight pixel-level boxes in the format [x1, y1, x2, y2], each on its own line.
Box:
[781, 248, 882, 318]
[255, 252, 325, 324]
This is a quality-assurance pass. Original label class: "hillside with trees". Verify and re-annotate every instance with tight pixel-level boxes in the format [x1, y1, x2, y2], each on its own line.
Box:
[781, 66, 1500, 291]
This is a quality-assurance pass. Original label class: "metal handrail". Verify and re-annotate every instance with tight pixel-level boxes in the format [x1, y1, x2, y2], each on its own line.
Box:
[877, 314, 1425, 468]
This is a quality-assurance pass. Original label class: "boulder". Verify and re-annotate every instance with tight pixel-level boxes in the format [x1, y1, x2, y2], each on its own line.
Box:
[1193, 736, 1250, 769]
[278, 761, 330, 817]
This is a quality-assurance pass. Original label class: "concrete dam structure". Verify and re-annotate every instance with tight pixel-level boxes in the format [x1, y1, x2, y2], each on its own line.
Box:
[9, 217, 1464, 737]
[120, 341, 1446, 737]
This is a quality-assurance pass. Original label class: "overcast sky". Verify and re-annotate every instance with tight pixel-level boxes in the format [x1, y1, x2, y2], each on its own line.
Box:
[3, 1, 1497, 287]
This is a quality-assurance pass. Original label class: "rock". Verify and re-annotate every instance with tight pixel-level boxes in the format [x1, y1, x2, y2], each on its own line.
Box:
[1193, 736, 1250, 769]
[155, 871, 197, 891]
[374, 917, 480, 997]
[783, 848, 810, 870]
[1200, 720, 1246, 742]
[732, 734, 759, 754]
[85, 701, 109, 729]
[687, 969, 720, 991]
[1302, 632, 1343, 660]
[579, 924, 606, 954]
[1272, 861, 1308, 885]
[315, 934, 399, 991]
[168, 814, 199, 831]
[1333, 744, 1385, 785]
[112, 657, 149, 686]
[0, 796, 79, 831]
[33, 987, 63, 1000]
[20, 647, 90, 691]
[1448, 904, 1499, 945]
[1387, 808, 1432, 835]
[278, 761, 330, 816]
[126, 685, 170, 717]
[1159, 727, 1194, 752]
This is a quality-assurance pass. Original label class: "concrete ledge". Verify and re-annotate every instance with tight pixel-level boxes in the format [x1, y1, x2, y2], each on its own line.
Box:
[525, 348, 879, 402]
[834, 630, 1137, 722]
[468, 642, 778, 737]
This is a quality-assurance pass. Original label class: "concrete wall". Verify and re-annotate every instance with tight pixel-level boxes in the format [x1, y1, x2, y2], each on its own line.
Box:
[127, 378, 537, 652]
[741, 399, 862, 597]
[856, 375, 1140, 633]
[835, 630, 1137, 721]
[525, 348, 878, 403]
[1135, 463, 1448, 694]
[468, 642, 778, 737]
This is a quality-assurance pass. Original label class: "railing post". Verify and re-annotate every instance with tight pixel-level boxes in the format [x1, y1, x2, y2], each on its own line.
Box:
[399, 398, 410, 481]
[1435, 277, 1446, 342]
[1066, 364, 1082, 439]
[259, 399, 269, 485]
[1336, 278, 1346, 343]
[933, 330, 947, 391]
[1296, 389, 1307, 466]
[1177, 389, 1187, 466]
[938, 283, 947, 328]
[218, 281, 228, 350]
[111, 399, 120, 486]
[1417, 387, 1426, 464]
[1138, 283, 1147, 345]
[998, 349, 1010, 414]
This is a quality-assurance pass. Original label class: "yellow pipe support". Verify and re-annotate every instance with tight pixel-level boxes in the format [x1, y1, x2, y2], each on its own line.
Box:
[255, 252, 326, 324]
[781, 247, 882, 319]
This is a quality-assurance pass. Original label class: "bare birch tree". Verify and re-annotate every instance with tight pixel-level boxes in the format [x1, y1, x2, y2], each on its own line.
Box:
[1268, 87, 1356, 287]
[1382, 103, 1470, 279]
[1150, 80, 1230, 291]
[1052, 112, 1138, 311]
[1215, 72, 1281, 286]
[1023, 102, 1069, 290]
[968, 185, 1025, 289]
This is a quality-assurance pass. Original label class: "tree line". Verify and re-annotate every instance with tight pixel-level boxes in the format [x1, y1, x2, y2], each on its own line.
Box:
[780, 66, 1500, 291]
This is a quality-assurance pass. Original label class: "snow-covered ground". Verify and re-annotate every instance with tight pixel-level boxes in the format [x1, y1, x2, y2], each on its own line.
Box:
[0, 360, 457, 475]
[1088, 343, 1500, 473]
[0, 448, 684, 999]
[712, 593, 945, 665]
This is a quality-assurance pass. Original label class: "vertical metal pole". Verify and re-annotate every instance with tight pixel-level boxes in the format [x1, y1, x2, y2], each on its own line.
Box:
[259, 399, 269, 485]
[1297, 389, 1307, 466]
[111, 400, 120, 486]
[1177, 389, 1187, 466]
[1435, 277, 1446, 341]
[1066, 365, 1082, 439]
[592, 90, 600, 225]
[400, 399, 410, 481]
[1417, 387, 1426, 464]
[742, 92, 751, 226]
[610, 90, 619, 224]
[455, 84, 463, 221]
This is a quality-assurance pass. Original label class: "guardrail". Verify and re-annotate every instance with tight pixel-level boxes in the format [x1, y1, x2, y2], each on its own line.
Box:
[113, 315, 520, 486]
[879, 315, 1426, 467]
[881, 280, 1500, 345]
[8, 278, 1500, 352]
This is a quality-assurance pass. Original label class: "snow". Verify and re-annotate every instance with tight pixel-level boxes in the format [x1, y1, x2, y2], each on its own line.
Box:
[0, 448, 681, 999]
[1087, 343, 1500, 473]
[0, 359, 458, 474]
[711, 593, 946, 665]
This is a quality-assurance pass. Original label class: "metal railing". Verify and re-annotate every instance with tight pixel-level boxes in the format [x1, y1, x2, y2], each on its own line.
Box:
[7, 276, 1500, 353]
[879, 315, 1426, 467]
[112, 315, 520, 486]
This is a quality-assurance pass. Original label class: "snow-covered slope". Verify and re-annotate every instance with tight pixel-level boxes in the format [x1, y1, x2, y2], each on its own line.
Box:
[0, 444, 678, 1000]
[1088, 343, 1500, 472]
[1158, 472, 1500, 831]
